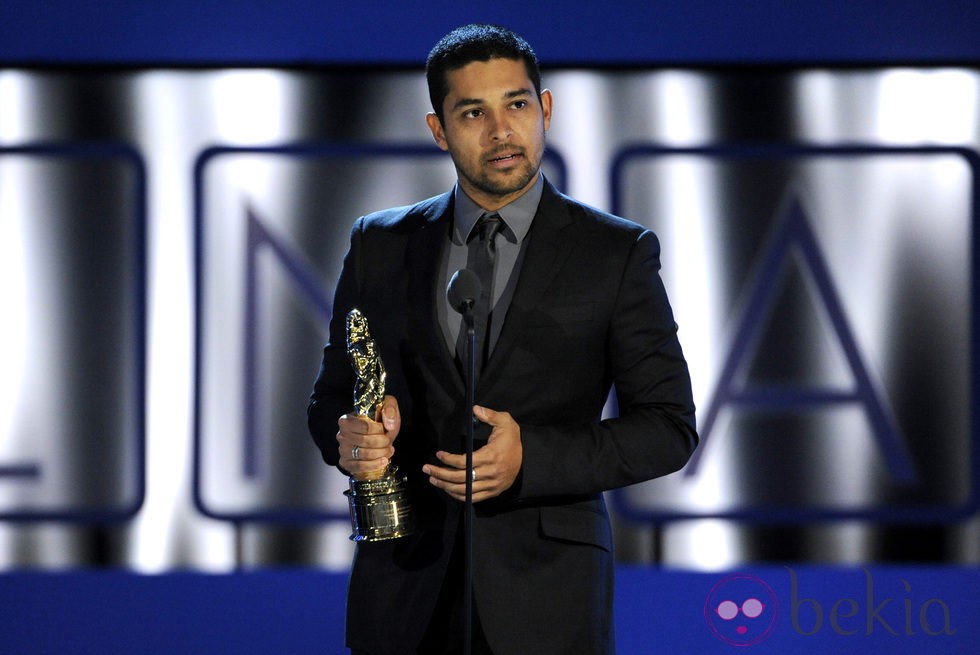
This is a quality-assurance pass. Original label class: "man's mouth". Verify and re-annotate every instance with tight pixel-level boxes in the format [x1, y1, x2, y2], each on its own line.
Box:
[487, 150, 523, 165]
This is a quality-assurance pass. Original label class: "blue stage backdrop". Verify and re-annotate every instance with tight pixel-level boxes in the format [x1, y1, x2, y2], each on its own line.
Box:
[0, 1, 979, 65]
[0, 566, 976, 654]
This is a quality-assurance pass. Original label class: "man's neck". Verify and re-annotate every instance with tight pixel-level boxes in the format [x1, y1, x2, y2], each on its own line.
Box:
[457, 172, 540, 212]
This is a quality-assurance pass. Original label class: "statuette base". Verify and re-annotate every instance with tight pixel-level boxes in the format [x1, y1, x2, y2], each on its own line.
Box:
[344, 466, 416, 542]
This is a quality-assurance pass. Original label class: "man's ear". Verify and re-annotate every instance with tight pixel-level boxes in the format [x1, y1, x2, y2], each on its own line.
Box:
[425, 112, 449, 152]
[540, 89, 553, 132]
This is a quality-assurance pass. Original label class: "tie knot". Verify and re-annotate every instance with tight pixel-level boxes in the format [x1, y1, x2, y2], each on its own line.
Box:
[477, 213, 504, 243]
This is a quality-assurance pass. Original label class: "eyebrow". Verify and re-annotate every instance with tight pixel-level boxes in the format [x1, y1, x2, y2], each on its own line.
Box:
[451, 87, 533, 112]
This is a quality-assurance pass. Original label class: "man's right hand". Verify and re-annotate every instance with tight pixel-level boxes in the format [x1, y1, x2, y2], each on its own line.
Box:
[337, 395, 400, 477]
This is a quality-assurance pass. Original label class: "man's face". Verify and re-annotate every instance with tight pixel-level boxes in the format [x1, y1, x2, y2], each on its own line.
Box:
[426, 57, 552, 211]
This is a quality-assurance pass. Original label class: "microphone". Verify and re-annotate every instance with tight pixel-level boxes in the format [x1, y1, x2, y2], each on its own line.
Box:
[447, 269, 481, 315]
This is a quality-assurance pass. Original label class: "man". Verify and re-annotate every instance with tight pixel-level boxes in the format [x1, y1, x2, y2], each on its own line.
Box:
[308, 24, 697, 655]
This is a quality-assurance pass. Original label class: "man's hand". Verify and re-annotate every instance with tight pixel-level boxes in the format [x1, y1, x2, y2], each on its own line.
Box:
[337, 395, 400, 477]
[423, 405, 522, 503]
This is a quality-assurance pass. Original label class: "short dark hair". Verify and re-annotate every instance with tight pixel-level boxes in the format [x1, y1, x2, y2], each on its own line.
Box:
[426, 24, 542, 121]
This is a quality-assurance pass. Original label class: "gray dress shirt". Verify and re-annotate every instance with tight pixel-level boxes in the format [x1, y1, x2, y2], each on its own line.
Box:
[438, 174, 544, 358]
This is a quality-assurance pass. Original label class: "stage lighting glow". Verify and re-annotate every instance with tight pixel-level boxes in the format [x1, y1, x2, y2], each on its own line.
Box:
[652, 72, 714, 146]
[128, 72, 237, 572]
[210, 71, 297, 145]
[0, 72, 31, 140]
[664, 520, 742, 571]
[0, 162, 28, 448]
[876, 69, 980, 144]
[656, 156, 722, 412]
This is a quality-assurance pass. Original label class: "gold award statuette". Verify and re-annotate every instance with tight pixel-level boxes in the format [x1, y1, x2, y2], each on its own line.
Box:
[343, 308, 416, 542]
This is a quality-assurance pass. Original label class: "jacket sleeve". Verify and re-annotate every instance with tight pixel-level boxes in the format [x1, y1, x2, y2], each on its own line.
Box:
[517, 229, 698, 499]
[307, 218, 363, 468]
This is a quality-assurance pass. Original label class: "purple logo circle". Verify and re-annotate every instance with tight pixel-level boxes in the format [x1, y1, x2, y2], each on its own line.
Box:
[704, 573, 779, 646]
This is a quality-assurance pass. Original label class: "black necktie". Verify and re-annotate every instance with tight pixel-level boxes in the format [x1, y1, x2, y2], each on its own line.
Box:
[458, 213, 504, 375]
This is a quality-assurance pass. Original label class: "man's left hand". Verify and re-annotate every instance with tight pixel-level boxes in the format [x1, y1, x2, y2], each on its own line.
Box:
[423, 405, 522, 503]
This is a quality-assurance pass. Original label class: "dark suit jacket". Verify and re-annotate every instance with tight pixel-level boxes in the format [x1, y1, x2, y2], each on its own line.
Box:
[308, 180, 697, 655]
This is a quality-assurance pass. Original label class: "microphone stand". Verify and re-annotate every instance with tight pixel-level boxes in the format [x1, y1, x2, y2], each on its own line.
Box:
[446, 269, 480, 655]
[461, 305, 476, 655]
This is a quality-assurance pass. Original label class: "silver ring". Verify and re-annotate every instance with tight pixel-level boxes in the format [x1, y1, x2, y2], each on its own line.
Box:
[470, 469, 477, 482]
[352, 445, 360, 461]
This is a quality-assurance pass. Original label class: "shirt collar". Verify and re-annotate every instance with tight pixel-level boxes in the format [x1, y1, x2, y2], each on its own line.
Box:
[452, 174, 544, 245]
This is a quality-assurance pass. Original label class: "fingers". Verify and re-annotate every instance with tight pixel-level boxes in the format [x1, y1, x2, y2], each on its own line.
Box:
[338, 415, 393, 448]
[380, 395, 400, 434]
[473, 404, 499, 426]
[423, 405, 522, 502]
[337, 410, 396, 475]
[423, 443, 519, 503]
[422, 458, 488, 503]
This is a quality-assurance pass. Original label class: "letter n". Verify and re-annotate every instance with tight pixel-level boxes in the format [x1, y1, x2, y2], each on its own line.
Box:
[242, 203, 332, 478]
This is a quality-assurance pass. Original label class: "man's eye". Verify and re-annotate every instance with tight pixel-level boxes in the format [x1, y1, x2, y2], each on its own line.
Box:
[464, 109, 483, 118]
[512, 100, 527, 109]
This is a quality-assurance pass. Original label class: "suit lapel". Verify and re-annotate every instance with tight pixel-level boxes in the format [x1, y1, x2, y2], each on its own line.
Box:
[405, 192, 465, 397]
[480, 181, 580, 386]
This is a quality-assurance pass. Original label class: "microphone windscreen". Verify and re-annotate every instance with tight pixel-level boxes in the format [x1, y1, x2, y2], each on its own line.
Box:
[447, 269, 481, 314]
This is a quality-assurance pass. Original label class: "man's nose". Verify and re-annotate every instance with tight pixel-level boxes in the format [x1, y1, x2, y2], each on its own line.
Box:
[486, 111, 513, 141]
